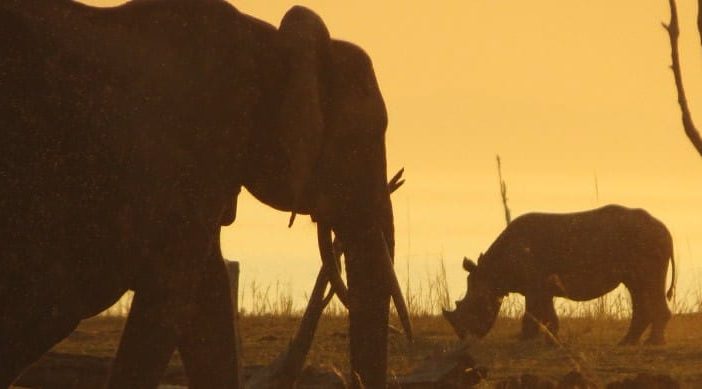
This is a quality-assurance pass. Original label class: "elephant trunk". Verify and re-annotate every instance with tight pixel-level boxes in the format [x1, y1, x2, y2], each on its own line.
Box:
[341, 195, 410, 387]
[343, 226, 391, 388]
[317, 223, 411, 343]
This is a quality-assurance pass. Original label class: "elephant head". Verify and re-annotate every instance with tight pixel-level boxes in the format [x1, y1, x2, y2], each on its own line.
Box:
[242, 7, 410, 387]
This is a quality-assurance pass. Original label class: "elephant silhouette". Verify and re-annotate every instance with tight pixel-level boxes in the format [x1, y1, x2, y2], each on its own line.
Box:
[0, 1, 409, 387]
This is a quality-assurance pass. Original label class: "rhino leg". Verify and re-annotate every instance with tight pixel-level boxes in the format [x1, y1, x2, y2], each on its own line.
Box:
[520, 296, 540, 340]
[520, 294, 559, 341]
[645, 293, 671, 346]
[543, 299, 559, 338]
[619, 288, 651, 345]
[646, 259, 673, 345]
[646, 308, 671, 345]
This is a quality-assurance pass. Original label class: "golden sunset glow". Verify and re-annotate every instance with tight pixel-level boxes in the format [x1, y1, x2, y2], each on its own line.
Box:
[82, 0, 702, 308]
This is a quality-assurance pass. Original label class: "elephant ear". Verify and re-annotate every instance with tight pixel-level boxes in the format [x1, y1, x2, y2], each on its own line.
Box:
[278, 6, 331, 210]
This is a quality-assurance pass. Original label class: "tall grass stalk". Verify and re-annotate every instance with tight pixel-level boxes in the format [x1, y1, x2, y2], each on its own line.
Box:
[101, 267, 702, 318]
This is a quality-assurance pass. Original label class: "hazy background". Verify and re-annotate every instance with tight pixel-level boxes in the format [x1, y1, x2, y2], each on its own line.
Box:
[83, 0, 702, 310]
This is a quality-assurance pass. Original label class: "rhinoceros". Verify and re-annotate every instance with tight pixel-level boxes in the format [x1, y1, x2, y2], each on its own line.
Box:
[443, 205, 676, 345]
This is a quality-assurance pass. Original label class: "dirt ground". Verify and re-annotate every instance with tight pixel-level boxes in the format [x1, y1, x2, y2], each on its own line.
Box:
[21, 312, 702, 387]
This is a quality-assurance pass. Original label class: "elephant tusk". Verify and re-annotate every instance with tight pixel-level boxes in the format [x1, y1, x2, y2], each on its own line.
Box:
[379, 229, 413, 342]
[246, 263, 336, 388]
[317, 223, 349, 308]
[321, 286, 335, 306]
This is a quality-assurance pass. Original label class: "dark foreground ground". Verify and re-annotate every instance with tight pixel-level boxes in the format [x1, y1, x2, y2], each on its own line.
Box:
[15, 312, 702, 387]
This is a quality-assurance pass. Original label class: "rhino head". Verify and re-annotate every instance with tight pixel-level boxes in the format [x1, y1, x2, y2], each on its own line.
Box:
[442, 255, 505, 339]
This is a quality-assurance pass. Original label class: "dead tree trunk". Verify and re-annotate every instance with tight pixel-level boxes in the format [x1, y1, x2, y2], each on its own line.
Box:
[224, 259, 243, 389]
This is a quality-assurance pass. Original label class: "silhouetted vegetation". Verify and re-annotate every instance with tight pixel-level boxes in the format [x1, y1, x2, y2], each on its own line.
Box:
[665, 0, 702, 156]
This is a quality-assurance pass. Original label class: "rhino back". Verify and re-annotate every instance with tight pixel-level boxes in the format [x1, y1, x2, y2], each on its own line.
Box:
[480, 205, 672, 298]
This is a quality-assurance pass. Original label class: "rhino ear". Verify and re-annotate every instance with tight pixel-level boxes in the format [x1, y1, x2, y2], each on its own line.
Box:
[462, 257, 478, 273]
[278, 6, 331, 209]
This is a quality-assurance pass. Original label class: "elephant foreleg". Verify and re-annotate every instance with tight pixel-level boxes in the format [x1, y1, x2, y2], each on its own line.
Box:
[0, 309, 79, 387]
[176, 251, 239, 389]
[107, 287, 178, 388]
[108, 263, 239, 389]
[109, 209, 238, 388]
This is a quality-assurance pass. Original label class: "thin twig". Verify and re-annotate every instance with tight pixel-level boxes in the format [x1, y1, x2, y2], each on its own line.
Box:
[524, 312, 600, 386]
[496, 155, 512, 226]
[664, 0, 702, 157]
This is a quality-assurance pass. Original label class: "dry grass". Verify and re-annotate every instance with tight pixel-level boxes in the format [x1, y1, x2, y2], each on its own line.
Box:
[242, 279, 295, 316]
[403, 257, 452, 317]
[54, 311, 702, 387]
[466, 313, 702, 387]
[101, 267, 701, 339]
[86, 259, 702, 386]
[101, 254, 701, 320]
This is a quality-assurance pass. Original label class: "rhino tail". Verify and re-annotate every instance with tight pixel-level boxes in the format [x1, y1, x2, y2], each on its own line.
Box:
[666, 246, 676, 301]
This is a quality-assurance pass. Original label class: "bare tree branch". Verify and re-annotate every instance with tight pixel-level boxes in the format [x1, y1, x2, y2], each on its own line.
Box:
[496, 155, 511, 226]
[664, 0, 702, 157]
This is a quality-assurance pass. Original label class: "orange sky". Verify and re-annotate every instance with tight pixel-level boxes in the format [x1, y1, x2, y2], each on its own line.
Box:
[82, 1, 702, 309]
